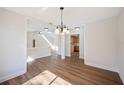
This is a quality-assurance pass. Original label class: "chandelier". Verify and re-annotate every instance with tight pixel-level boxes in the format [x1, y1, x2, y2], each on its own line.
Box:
[55, 7, 69, 34]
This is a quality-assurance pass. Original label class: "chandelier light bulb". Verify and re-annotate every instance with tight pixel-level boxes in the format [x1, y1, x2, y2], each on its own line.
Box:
[66, 29, 70, 34]
[55, 28, 60, 34]
[61, 32, 65, 35]
[63, 28, 67, 33]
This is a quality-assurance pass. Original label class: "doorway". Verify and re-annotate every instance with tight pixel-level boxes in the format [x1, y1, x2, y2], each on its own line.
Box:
[70, 34, 79, 57]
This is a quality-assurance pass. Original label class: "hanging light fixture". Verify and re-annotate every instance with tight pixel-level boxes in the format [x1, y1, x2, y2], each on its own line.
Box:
[55, 7, 69, 34]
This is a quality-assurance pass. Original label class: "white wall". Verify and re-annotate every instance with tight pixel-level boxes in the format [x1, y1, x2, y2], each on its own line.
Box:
[28, 47, 51, 59]
[0, 8, 27, 82]
[84, 17, 118, 72]
[27, 32, 50, 48]
[65, 34, 71, 57]
[79, 26, 84, 59]
[57, 33, 71, 58]
[60, 34, 65, 59]
[27, 32, 51, 59]
[118, 9, 124, 83]
[57, 34, 61, 55]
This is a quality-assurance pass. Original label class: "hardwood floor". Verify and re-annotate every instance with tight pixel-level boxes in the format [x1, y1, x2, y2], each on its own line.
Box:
[0, 54, 123, 85]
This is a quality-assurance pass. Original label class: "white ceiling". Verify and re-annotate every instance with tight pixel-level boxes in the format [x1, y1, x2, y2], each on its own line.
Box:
[4, 7, 122, 27]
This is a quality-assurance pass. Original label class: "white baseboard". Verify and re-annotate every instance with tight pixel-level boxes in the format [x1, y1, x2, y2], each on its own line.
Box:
[34, 53, 51, 59]
[85, 60, 118, 73]
[119, 72, 124, 84]
[66, 54, 71, 57]
[0, 69, 26, 83]
[27, 47, 51, 60]
[79, 56, 84, 59]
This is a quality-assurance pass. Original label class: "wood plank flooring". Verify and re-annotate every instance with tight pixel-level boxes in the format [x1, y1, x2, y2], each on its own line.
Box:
[0, 53, 123, 85]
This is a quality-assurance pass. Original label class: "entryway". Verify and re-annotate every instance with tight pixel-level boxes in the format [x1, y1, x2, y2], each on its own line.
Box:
[71, 34, 79, 57]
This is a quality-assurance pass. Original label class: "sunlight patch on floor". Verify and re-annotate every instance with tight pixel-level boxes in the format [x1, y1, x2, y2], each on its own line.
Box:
[23, 70, 71, 85]
[51, 77, 71, 85]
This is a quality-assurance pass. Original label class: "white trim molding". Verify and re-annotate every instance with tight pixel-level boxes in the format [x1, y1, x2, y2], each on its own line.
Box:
[0, 69, 26, 83]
